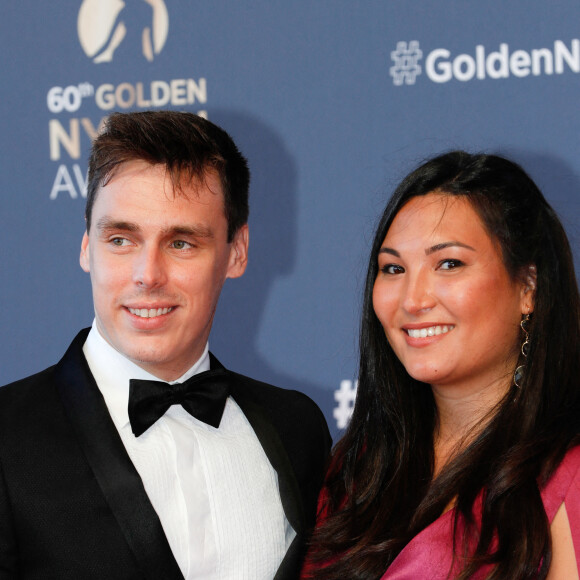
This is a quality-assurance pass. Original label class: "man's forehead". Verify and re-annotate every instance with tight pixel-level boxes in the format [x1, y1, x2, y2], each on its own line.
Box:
[104, 160, 220, 190]
[88, 160, 228, 238]
[94, 160, 225, 210]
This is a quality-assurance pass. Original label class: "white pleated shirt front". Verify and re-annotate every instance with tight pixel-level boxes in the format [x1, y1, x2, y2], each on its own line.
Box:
[83, 323, 295, 579]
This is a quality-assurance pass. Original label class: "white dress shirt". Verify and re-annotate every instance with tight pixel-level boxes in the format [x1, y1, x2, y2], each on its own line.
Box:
[83, 322, 295, 579]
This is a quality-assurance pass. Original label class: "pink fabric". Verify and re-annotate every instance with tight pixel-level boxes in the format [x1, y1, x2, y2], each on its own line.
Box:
[381, 446, 580, 579]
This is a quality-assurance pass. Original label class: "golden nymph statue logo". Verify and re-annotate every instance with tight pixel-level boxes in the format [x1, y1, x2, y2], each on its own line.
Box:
[77, 0, 169, 63]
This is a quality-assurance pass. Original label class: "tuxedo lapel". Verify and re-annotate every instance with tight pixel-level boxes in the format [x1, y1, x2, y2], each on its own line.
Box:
[55, 330, 184, 580]
[209, 354, 306, 538]
[230, 389, 307, 580]
[235, 391, 306, 534]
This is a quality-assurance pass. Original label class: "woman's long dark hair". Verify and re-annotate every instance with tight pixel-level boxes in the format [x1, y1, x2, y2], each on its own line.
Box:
[305, 151, 580, 579]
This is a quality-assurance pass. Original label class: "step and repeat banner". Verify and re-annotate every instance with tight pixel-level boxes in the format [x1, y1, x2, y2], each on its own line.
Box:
[1, 1, 579, 440]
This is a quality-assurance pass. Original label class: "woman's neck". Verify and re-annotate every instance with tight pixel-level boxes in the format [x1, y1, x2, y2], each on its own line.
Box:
[431, 372, 512, 476]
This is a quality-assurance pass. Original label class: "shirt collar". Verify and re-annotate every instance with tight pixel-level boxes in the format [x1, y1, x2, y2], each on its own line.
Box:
[82, 320, 210, 430]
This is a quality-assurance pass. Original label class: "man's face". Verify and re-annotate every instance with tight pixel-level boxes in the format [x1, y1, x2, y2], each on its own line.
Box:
[80, 160, 248, 381]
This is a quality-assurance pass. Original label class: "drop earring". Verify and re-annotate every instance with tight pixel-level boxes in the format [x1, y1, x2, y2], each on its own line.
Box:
[514, 313, 530, 388]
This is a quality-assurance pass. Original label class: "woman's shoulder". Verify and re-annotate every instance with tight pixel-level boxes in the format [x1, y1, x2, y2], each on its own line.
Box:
[541, 445, 580, 523]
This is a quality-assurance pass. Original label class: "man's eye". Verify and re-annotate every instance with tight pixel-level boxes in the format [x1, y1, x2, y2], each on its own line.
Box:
[171, 240, 192, 250]
[111, 238, 128, 246]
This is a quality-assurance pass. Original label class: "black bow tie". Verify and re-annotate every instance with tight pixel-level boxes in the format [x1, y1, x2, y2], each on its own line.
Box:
[128, 369, 230, 437]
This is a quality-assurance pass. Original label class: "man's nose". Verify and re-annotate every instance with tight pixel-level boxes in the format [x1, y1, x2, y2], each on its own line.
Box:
[132, 246, 167, 288]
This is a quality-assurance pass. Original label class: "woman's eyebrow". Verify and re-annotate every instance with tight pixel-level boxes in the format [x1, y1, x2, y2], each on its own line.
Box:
[425, 241, 475, 255]
[378, 241, 475, 257]
[378, 247, 400, 257]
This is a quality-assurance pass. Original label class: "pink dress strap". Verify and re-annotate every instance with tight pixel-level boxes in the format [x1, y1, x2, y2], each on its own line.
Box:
[381, 446, 580, 579]
[540, 445, 580, 565]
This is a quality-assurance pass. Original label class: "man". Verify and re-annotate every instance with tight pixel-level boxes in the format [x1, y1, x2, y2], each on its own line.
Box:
[0, 111, 331, 579]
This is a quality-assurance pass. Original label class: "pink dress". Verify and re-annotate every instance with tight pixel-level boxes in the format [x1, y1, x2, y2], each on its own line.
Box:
[381, 446, 580, 579]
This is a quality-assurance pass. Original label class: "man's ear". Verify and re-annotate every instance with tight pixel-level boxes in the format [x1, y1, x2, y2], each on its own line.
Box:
[520, 264, 537, 314]
[80, 231, 90, 273]
[226, 224, 249, 279]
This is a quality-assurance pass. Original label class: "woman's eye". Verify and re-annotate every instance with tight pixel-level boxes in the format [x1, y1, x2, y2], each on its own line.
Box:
[381, 264, 405, 275]
[439, 259, 464, 270]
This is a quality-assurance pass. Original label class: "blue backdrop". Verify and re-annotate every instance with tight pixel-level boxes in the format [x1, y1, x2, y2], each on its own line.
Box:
[1, 1, 578, 440]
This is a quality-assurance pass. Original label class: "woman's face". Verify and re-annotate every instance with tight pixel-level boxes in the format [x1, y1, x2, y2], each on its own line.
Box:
[372, 193, 532, 397]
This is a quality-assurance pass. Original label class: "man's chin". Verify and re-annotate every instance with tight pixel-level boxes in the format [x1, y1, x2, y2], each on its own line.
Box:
[125, 348, 172, 367]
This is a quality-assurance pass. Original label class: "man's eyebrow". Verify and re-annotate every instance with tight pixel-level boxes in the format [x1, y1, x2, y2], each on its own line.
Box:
[95, 218, 214, 239]
[425, 241, 475, 255]
[167, 225, 214, 239]
[96, 218, 139, 233]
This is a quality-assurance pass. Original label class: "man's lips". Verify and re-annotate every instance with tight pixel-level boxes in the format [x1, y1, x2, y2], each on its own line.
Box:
[127, 306, 174, 319]
[404, 324, 455, 338]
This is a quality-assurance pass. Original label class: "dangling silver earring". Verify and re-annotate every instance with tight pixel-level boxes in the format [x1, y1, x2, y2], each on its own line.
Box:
[514, 313, 530, 388]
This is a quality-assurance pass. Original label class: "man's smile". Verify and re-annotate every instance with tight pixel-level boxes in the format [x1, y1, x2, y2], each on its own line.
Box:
[127, 306, 174, 318]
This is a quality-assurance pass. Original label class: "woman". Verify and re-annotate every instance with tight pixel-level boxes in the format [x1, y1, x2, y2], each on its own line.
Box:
[302, 151, 580, 579]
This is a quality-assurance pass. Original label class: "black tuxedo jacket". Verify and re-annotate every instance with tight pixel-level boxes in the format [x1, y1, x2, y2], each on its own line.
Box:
[0, 330, 331, 579]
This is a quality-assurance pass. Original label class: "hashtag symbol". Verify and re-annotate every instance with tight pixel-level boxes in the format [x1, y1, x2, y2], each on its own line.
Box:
[333, 380, 358, 430]
[390, 41, 423, 85]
